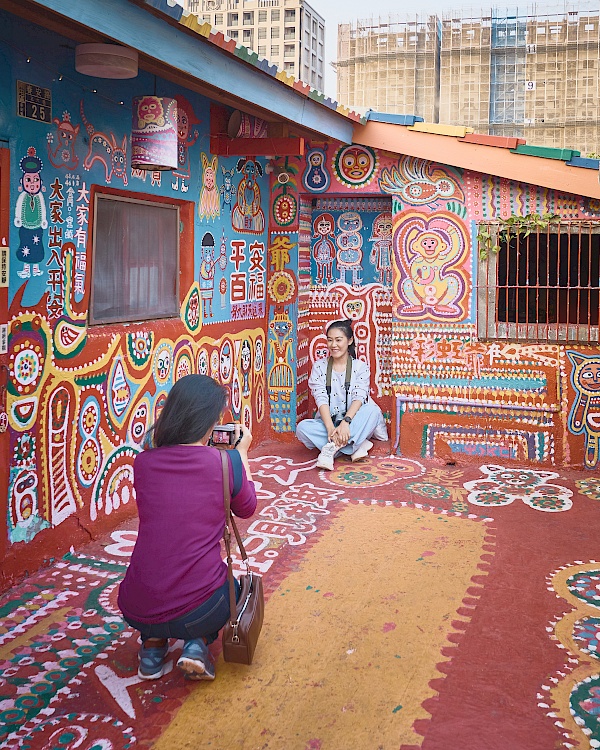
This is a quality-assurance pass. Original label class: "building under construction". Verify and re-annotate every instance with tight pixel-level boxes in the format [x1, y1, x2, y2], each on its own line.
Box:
[337, 4, 600, 155]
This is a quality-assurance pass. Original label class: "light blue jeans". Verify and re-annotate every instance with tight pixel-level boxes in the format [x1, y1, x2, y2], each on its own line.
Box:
[296, 400, 384, 456]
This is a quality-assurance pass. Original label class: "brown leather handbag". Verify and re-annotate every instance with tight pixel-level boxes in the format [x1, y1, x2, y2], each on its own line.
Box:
[220, 451, 264, 664]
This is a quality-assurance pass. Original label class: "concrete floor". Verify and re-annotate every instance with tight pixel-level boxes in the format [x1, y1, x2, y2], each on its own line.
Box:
[1, 441, 599, 749]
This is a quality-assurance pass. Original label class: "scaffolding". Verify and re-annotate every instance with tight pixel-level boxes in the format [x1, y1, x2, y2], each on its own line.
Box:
[337, 3, 600, 154]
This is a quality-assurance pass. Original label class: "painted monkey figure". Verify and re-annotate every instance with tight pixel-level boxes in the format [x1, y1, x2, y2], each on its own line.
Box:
[312, 212, 336, 285]
[232, 158, 265, 235]
[14, 148, 47, 279]
[567, 352, 600, 469]
[400, 222, 462, 315]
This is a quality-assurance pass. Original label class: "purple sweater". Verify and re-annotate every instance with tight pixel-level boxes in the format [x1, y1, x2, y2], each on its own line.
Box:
[117, 444, 257, 623]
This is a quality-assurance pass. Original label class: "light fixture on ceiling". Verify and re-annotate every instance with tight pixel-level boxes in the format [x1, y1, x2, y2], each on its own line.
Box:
[75, 44, 138, 79]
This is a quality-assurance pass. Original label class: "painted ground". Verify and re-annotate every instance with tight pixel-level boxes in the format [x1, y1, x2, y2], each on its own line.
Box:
[1, 441, 600, 750]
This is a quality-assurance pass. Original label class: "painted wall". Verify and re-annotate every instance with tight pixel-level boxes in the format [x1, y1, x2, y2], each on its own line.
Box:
[0, 12, 271, 587]
[289, 141, 600, 470]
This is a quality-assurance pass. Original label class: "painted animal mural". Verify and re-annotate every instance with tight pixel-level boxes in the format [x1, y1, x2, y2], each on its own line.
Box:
[199, 152, 220, 220]
[14, 147, 47, 279]
[80, 101, 128, 186]
[393, 210, 469, 320]
[46, 111, 80, 170]
[379, 156, 464, 206]
[232, 158, 265, 234]
[568, 351, 600, 469]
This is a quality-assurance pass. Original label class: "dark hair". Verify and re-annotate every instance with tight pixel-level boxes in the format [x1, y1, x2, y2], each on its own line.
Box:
[326, 319, 356, 358]
[148, 374, 227, 448]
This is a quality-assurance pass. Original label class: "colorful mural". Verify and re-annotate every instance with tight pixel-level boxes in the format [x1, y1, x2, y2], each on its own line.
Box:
[0, 10, 271, 580]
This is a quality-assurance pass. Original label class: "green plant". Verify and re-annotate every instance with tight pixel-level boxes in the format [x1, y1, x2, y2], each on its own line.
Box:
[477, 212, 561, 260]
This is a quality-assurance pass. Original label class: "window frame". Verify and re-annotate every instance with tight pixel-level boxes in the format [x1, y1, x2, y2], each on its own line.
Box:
[477, 220, 600, 344]
[89, 190, 190, 327]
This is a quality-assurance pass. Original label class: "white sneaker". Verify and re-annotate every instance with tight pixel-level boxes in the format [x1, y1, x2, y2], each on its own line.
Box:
[372, 419, 388, 441]
[316, 441, 337, 471]
[351, 439, 373, 462]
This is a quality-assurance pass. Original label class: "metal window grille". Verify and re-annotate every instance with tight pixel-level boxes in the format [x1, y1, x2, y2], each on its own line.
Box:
[477, 220, 600, 343]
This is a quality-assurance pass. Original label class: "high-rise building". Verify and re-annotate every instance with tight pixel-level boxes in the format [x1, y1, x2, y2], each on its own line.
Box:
[185, 0, 325, 91]
[337, 5, 600, 155]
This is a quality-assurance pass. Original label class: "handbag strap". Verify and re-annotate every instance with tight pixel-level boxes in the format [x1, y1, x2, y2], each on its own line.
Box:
[220, 450, 249, 625]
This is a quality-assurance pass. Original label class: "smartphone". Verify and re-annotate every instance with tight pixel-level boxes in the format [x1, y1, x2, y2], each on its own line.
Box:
[209, 423, 239, 448]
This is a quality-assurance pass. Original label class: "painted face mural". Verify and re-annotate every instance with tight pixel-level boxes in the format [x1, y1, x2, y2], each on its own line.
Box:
[333, 145, 378, 189]
[220, 340, 233, 382]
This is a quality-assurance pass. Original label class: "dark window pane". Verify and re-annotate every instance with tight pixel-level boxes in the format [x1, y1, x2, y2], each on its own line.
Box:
[91, 196, 178, 324]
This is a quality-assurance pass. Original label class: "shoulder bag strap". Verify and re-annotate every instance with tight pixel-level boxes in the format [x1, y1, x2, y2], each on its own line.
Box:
[221, 451, 249, 623]
[344, 356, 353, 412]
[325, 357, 333, 408]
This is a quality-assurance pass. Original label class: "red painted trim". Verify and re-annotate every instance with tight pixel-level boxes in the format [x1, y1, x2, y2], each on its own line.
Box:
[461, 134, 527, 149]
[209, 134, 305, 157]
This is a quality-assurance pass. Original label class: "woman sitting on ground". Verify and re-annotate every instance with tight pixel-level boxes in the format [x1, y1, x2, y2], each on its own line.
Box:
[118, 374, 257, 681]
[296, 319, 388, 470]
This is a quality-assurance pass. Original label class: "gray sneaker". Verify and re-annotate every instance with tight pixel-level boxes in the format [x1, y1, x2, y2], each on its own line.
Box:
[316, 441, 337, 471]
[177, 638, 216, 680]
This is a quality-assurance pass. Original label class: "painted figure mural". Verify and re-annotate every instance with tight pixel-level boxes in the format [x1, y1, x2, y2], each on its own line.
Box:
[369, 211, 393, 286]
[232, 158, 265, 234]
[199, 232, 217, 318]
[172, 94, 200, 190]
[394, 210, 468, 320]
[312, 212, 336, 285]
[336, 210, 363, 286]
[14, 147, 47, 279]
[302, 145, 330, 193]
[568, 352, 600, 469]
[220, 166, 235, 211]
[199, 152, 220, 220]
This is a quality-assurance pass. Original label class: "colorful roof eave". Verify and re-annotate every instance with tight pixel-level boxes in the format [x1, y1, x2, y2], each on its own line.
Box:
[23, 0, 357, 144]
[354, 120, 600, 201]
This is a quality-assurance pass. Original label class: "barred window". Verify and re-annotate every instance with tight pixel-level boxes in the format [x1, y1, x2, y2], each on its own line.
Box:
[477, 221, 600, 343]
